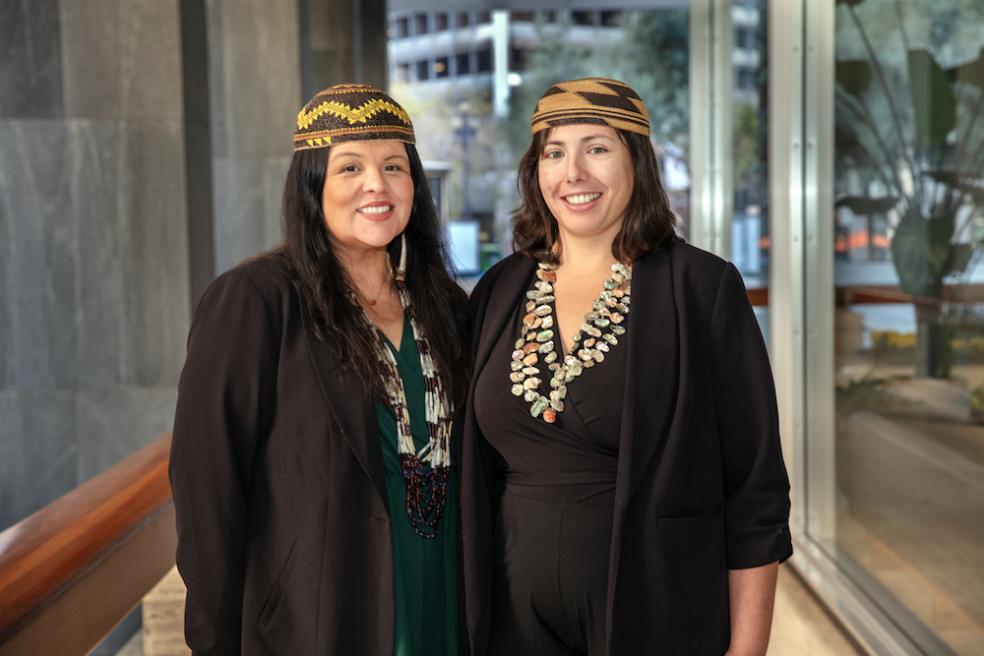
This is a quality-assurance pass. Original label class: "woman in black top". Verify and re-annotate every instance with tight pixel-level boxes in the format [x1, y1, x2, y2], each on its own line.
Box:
[461, 78, 792, 656]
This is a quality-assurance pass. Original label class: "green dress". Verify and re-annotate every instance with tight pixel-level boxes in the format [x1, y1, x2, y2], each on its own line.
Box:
[375, 314, 459, 656]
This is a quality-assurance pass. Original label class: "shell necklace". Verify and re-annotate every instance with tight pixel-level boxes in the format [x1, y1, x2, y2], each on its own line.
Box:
[509, 261, 632, 423]
[359, 280, 453, 539]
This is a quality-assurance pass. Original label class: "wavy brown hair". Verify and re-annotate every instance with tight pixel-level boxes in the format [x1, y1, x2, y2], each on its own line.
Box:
[512, 128, 678, 264]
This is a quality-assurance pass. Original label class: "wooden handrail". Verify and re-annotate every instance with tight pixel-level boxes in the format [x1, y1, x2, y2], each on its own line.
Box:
[0, 434, 176, 656]
[744, 283, 984, 308]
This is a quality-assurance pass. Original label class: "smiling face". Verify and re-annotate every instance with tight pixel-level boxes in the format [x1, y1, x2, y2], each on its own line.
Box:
[536, 124, 634, 249]
[321, 139, 414, 256]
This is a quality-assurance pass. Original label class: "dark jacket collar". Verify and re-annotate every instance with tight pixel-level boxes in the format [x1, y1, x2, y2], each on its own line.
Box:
[296, 281, 390, 515]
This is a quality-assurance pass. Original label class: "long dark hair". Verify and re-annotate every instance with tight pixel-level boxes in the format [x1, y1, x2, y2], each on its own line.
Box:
[280, 143, 468, 404]
[512, 128, 677, 264]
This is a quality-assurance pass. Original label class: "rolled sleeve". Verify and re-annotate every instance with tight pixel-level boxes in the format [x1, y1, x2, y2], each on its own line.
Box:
[708, 263, 793, 569]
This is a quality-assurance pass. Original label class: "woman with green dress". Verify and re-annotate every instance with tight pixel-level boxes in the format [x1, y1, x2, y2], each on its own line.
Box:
[169, 83, 467, 655]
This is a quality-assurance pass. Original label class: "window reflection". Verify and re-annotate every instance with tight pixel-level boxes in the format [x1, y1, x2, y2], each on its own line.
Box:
[832, 1, 984, 652]
[387, 7, 691, 278]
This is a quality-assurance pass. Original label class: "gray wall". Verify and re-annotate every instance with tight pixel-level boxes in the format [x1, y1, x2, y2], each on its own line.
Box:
[207, 0, 301, 273]
[0, 0, 189, 529]
[0, 0, 389, 531]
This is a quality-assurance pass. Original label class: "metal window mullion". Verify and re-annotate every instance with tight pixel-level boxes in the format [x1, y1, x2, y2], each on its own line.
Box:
[767, 0, 807, 538]
[689, 0, 732, 257]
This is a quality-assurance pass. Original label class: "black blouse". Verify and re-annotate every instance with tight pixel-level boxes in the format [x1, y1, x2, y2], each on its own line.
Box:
[474, 270, 627, 502]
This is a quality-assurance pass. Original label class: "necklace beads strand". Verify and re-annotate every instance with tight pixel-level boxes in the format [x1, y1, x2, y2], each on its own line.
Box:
[510, 261, 632, 423]
[358, 281, 453, 539]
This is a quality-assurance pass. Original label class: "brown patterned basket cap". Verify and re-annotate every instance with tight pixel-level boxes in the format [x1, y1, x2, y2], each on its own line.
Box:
[293, 83, 415, 152]
[530, 77, 650, 137]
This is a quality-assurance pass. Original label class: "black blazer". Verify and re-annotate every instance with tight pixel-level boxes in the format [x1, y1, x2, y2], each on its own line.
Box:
[460, 241, 793, 656]
[169, 252, 402, 655]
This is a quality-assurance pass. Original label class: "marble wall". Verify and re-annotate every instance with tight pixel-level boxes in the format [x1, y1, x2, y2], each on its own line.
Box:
[205, 0, 390, 273]
[207, 0, 301, 273]
[0, 0, 389, 527]
[0, 0, 189, 529]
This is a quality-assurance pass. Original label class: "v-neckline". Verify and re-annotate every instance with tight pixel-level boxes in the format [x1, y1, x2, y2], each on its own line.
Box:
[382, 313, 411, 357]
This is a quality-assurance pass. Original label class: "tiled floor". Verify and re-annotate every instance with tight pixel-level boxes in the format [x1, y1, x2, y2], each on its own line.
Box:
[120, 566, 858, 655]
[771, 566, 860, 655]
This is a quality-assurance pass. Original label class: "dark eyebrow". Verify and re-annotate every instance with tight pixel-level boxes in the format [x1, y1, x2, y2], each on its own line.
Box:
[544, 134, 617, 147]
[330, 151, 409, 162]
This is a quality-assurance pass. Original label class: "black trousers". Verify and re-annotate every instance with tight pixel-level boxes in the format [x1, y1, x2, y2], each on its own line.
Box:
[490, 487, 615, 656]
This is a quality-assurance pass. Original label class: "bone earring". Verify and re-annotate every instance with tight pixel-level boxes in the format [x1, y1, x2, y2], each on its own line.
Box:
[395, 233, 407, 283]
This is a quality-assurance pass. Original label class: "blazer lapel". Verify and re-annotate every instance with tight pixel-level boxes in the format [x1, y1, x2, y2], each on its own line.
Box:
[473, 254, 536, 376]
[606, 246, 681, 642]
[613, 246, 681, 510]
[298, 286, 389, 514]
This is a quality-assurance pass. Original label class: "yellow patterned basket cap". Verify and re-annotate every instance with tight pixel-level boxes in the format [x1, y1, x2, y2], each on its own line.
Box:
[531, 77, 650, 137]
[294, 83, 415, 152]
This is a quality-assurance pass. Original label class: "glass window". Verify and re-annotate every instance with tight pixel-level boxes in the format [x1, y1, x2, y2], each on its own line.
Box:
[476, 11, 492, 25]
[435, 12, 448, 32]
[510, 48, 528, 73]
[413, 13, 428, 36]
[415, 59, 429, 81]
[600, 10, 621, 27]
[827, 2, 984, 652]
[475, 47, 491, 73]
[395, 16, 409, 39]
[434, 56, 449, 78]
[387, 6, 689, 278]
[455, 52, 471, 76]
[729, 1, 768, 333]
[455, 12, 470, 29]
[571, 10, 596, 26]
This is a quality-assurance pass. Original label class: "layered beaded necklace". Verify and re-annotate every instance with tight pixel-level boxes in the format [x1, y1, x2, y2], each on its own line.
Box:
[358, 279, 453, 539]
[509, 261, 632, 423]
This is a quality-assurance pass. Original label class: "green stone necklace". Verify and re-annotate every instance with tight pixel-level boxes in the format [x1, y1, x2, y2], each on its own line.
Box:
[509, 261, 632, 423]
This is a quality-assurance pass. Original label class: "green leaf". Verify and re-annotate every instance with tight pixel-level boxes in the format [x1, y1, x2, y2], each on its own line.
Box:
[949, 244, 973, 275]
[835, 195, 898, 214]
[908, 49, 957, 149]
[925, 170, 984, 204]
[956, 182, 984, 205]
[925, 169, 960, 186]
[949, 48, 984, 90]
[890, 206, 956, 297]
[837, 59, 874, 97]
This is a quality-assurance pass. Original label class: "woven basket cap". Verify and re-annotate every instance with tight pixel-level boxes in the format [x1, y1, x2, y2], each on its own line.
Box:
[294, 83, 415, 152]
[531, 77, 649, 137]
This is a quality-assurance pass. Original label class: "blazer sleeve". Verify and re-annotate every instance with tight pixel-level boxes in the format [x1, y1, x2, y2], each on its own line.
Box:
[708, 263, 793, 569]
[168, 270, 280, 655]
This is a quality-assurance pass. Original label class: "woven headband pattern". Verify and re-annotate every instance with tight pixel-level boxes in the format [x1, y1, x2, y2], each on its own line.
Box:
[294, 84, 415, 151]
[530, 77, 650, 137]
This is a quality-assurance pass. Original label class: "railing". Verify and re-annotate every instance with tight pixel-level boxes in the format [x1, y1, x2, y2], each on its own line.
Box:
[745, 283, 984, 307]
[0, 435, 175, 656]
